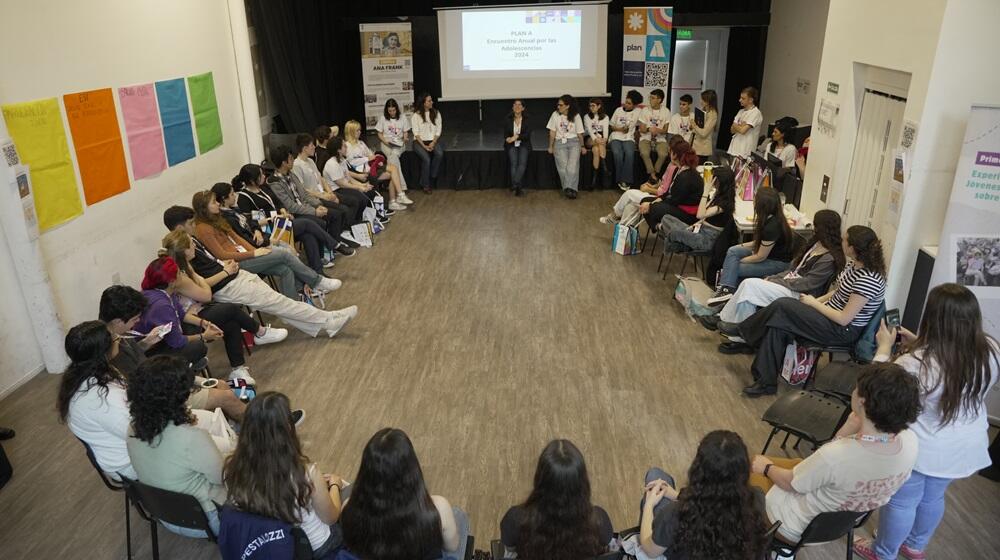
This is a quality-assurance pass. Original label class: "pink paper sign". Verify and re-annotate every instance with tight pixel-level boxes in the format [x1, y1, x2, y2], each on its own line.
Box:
[118, 83, 167, 180]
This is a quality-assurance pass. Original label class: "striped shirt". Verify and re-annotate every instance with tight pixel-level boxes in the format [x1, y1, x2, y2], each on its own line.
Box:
[826, 263, 886, 327]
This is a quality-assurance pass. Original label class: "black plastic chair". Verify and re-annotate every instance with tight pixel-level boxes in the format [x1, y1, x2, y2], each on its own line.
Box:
[119, 475, 216, 560]
[490, 539, 620, 560]
[760, 390, 849, 454]
[811, 360, 862, 404]
[77, 438, 133, 560]
[770, 510, 871, 560]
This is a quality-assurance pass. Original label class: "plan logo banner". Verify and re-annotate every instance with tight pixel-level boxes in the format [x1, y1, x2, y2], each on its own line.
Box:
[620, 7, 673, 104]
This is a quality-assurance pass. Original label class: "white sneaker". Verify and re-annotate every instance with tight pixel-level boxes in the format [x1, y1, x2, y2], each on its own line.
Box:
[228, 366, 257, 386]
[325, 305, 358, 337]
[599, 214, 620, 225]
[291, 409, 306, 427]
[398, 192, 414, 205]
[340, 231, 357, 244]
[388, 200, 407, 211]
[317, 277, 342, 292]
[322, 257, 336, 269]
[253, 325, 288, 345]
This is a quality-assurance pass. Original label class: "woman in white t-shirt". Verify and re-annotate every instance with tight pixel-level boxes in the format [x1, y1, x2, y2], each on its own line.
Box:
[758, 119, 797, 168]
[375, 99, 412, 199]
[224, 392, 348, 556]
[750, 363, 921, 543]
[58, 320, 136, 480]
[609, 90, 643, 190]
[343, 120, 409, 212]
[727, 86, 763, 158]
[583, 98, 610, 187]
[852, 284, 999, 560]
[410, 92, 444, 194]
[546, 94, 586, 199]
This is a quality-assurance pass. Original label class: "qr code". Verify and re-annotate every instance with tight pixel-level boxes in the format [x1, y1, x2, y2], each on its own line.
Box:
[1, 141, 18, 166]
[644, 62, 669, 87]
[900, 122, 917, 149]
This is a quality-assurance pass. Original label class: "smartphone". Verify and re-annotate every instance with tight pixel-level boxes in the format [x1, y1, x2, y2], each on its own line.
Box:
[885, 308, 900, 328]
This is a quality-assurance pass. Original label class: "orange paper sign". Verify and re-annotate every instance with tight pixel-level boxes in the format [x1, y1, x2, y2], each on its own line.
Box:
[63, 88, 130, 205]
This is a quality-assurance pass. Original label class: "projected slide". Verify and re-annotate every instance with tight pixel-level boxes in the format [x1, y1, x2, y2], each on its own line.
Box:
[462, 9, 582, 71]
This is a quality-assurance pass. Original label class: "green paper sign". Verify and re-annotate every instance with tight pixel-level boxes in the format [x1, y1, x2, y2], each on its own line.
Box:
[187, 72, 223, 153]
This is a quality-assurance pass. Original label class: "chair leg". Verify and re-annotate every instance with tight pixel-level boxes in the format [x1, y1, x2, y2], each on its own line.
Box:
[846, 527, 854, 560]
[761, 428, 778, 454]
[780, 432, 791, 449]
[678, 254, 690, 276]
[657, 253, 665, 272]
[648, 234, 658, 256]
[150, 519, 159, 560]
[125, 493, 133, 560]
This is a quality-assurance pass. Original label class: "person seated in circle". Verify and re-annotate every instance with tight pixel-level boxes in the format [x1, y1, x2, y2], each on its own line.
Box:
[600, 138, 702, 228]
[500, 440, 614, 559]
[639, 430, 768, 560]
[340, 428, 469, 560]
[750, 363, 921, 544]
[659, 166, 738, 256]
[342, 119, 408, 212]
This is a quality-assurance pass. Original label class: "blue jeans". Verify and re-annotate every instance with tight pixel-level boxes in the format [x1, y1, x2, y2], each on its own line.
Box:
[414, 142, 444, 187]
[443, 506, 471, 560]
[507, 145, 530, 189]
[553, 137, 581, 191]
[239, 248, 322, 299]
[874, 471, 953, 558]
[609, 140, 635, 185]
[719, 245, 790, 290]
[661, 215, 721, 254]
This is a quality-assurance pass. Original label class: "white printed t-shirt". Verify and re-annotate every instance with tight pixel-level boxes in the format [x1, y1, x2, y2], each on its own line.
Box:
[375, 115, 410, 147]
[546, 112, 584, 141]
[668, 112, 695, 144]
[609, 107, 640, 142]
[727, 105, 763, 157]
[583, 115, 610, 139]
[766, 430, 918, 541]
[639, 106, 672, 142]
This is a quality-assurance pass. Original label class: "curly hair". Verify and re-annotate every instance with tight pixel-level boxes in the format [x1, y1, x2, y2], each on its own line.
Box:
[126, 355, 195, 444]
[672, 431, 768, 560]
[856, 363, 922, 434]
[517, 440, 603, 560]
[846, 225, 886, 277]
[792, 209, 845, 271]
[57, 321, 126, 422]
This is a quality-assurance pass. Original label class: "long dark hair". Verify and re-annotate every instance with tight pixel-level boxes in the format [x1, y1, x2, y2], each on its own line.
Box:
[751, 188, 791, 253]
[329, 136, 345, 163]
[127, 355, 194, 445]
[384, 98, 402, 120]
[673, 431, 767, 560]
[211, 182, 234, 206]
[708, 167, 736, 216]
[233, 164, 263, 191]
[846, 225, 886, 277]
[224, 392, 313, 524]
[909, 283, 998, 425]
[341, 428, 442, 560]
[517, 440, 603, 560]
[557, 94, 579, 121]
[792, 209, 845, 270]
[588, 98, 606, 120]
[414, 92, 438, 123]
[57, 321, 125, 422]
[700, 89, 718, 113]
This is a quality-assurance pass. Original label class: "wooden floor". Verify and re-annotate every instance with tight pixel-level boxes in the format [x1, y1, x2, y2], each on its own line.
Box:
[1, 190, 997, 559]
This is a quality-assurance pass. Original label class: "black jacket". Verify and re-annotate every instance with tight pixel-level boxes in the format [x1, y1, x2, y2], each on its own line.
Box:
[502, 115, 533, 151]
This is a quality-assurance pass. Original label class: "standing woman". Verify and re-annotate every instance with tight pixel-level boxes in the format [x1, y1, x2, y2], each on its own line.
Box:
[547, 94, 586, 199]
[504, 99, 532, 197]
[691, 90, 719, 164]
[340, 428, 468, 560]
[853, 284, 999, 560]
[584, 98, 610, 187]
[411, 92, 444, 194]
[375, 99, 413, 202]
[500, 440, 613, 560]
[224, 392, 348, 557]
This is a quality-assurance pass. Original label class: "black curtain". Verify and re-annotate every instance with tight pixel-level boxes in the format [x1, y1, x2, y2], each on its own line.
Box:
[716, 26, 769, 151]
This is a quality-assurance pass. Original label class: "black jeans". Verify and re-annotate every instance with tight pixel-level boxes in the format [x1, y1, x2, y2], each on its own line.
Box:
[300, 207, 349, 245]
[194, 302, 260, 368]
[507, 145, 530, 189]
[147, 337, 207, 367]
[335, 188, 369, 223]
[293, 216, 339, 273]
[644, 200, 697, 230]
[739, 298, 863, 387]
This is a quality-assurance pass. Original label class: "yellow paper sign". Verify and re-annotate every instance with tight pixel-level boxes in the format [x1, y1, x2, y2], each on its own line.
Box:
[2, 98, 83, 230]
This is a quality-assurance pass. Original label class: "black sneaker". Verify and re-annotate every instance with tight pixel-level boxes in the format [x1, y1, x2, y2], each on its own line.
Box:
[291, 409, 306, 427]
[718, 341, 755, 355]
[618, 181, 629, 191]
[697, 315, 719, 331]
[706, 287, 734, 306]
[742, 383, 777, 398]
[335, 244, 356, 257]
[717, 320, 741, 337]
[566, 189, 578, 199]
[383, 208, 396, 217]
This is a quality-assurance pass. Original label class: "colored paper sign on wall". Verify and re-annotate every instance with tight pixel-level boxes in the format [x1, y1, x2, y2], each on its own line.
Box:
[187, 72, 223, 153]
[155, 78, 196, 166]
[63, 88, 131, 205]
[118, 83, 168, 180]
[1, 98, 83, 230]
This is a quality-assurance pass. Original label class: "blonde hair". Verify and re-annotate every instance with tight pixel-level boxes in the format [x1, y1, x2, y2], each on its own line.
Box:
[344, 120, 362, 144]
[161, 230, 194, 277]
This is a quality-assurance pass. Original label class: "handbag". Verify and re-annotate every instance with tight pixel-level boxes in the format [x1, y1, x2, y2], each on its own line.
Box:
[191, 407, 239, 454]
[780, 341, 819, 385]
[269, 216, 294, 248]
[372, 193, 386, 220]
[674, 276, 718, 318]
[350, 222, 374, 248]
[369, 153, 387, 179]
[612, 223, 640, 255]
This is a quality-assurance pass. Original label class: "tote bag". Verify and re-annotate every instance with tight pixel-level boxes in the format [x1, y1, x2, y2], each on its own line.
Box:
[350, 222, 374, 248]
[780, 341, 819, 385]
[612, 223, 640, 255]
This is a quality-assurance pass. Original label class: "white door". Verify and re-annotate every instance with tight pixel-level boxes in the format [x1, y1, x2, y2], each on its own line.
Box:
[670, 40, 707, 111]
[842, 89, 906, 233]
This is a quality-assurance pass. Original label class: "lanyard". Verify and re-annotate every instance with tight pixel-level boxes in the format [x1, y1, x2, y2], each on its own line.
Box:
[156, 289, 182, 325]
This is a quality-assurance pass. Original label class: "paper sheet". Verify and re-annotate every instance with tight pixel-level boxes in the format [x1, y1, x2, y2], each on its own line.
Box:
[155, 78, 196, 166]
[187, 72, 223, 153]
[64, 88, 130, 205]
[118, 83, 167, 180]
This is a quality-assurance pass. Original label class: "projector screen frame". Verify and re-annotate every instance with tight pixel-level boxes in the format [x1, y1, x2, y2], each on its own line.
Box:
[435, 0, 612, 102]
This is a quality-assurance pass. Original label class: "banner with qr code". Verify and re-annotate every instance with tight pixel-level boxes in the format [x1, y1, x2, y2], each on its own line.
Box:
[621, 7, 673, 103]
[359, 23, 415, 129]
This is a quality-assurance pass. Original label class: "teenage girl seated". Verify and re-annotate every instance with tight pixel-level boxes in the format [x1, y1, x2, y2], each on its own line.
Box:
[659, 166, 737, 255]
[342, 119, 408, 212]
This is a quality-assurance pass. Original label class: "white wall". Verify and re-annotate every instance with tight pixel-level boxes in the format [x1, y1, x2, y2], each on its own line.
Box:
[759, 0, 829, 132]
[801, 0, 948, 305]
[0, 226, 44, 398]
[0, 0, 254, 394]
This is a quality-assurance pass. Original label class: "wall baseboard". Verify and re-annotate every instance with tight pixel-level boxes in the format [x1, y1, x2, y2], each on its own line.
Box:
[0, 364, 46, 402]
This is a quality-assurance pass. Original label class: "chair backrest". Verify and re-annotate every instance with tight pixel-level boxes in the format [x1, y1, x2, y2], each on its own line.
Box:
[853, 303, 886, 362]
[218, 505, 302, 560]
[76, 437, 122, 491]
[813, 361, 861, 401]
[797, 510, 868, 546]
[119, 475, 216, 540]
